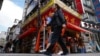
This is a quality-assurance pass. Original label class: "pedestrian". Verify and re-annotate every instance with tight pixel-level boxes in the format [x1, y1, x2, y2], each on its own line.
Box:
[4, 39, 12, 53]
[44, 4, 68, 55]
[45, 12, 54, 50]
[77, 37, 85, 53]
[39, 12, 54, 53]
[70, 37, 76, 53]
[66, 36, 71, 54]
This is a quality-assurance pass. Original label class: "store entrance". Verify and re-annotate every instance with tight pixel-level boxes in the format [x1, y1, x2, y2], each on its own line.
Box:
[63, 29, 84, 53]
[64, 29, 78, 38]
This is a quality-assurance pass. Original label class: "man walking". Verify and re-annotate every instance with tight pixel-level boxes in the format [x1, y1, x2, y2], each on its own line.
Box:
[44, 4, 68, 55]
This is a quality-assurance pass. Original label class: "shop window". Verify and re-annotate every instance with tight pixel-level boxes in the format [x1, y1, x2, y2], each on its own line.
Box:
[61, 0, 76, 11]
[61, 0, 73, 6]
[40, 0, 50, 7]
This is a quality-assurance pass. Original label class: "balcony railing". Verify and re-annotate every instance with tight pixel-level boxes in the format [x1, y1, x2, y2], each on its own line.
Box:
[84, 6, 94, 14]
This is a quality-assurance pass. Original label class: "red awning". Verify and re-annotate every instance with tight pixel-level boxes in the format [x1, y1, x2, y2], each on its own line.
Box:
[19, 28, 36, 39]
[67, 22, 92, 33]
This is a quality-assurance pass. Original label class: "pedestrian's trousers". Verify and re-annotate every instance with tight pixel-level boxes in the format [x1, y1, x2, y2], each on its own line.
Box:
[46, 26, 68, 53]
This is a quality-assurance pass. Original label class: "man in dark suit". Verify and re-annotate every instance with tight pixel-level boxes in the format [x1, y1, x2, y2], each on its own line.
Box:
[44, 4, 68, 55]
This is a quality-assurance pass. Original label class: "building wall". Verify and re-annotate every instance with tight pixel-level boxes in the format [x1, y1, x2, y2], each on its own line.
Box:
[81, 0, 100, 52]
[12, 26, 20, 40]
[92, 0, 100, 22]
[0, 31, 7, 38]
[82, 0, 97, 22]
[0, 31, 7, 47]
[6, 25, 16, 41]
[0, 38, 6, 47]
[22, 0, 37, 24]
[7, 25, 21, 41]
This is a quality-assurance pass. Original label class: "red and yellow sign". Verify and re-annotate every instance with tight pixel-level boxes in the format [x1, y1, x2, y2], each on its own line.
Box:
[62, 10, 81, 26]
[40, 7, 81, 26]
[75, 0, 84, 14]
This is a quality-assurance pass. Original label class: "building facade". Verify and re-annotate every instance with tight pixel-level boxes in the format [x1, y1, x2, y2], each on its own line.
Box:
[0, 31, 7, 39]
[0, 31, 7, 47]
[18, 0, 92, 53]
[92, 0, 100, 22]
[81, 0, 100, 52]
[5, 20, 22, 53]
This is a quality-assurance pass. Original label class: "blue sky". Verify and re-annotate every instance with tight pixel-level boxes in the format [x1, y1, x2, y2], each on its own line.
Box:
[0, 0, 25, 32]
[10, 0, 25, 8]
[0, 25, 7, 32]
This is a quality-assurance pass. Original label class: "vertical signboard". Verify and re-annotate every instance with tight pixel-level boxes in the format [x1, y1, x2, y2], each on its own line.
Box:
[92, 0, 100, 22]
[75, 0, 84, 14]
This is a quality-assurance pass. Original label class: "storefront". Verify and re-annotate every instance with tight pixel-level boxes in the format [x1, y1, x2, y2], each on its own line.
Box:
[18, 0, 91, 53]
[81, 22, 100, 52]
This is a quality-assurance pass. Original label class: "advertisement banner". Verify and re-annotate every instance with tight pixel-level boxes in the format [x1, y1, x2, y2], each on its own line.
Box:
[75, 0, 84, 14]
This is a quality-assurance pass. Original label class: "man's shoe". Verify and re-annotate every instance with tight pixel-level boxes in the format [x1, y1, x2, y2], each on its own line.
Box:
[43, 51, 52, 55]
[57, 51, 63, 55]
[61, 52, 67, 55]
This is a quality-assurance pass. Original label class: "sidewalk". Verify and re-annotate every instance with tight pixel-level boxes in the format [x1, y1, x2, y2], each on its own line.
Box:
[0, 53, 99, 56]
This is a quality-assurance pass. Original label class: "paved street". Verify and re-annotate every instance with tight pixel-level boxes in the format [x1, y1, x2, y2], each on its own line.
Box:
[0, 53, 99, 56]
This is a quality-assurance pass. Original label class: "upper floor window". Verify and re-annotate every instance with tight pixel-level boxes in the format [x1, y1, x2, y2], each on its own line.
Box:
[86, 0, 91, 6]
[83, 0, 92, 8]
[40, 0, 50, 7]
[61, 0, 73, 6]
[61, 0, 76, 10]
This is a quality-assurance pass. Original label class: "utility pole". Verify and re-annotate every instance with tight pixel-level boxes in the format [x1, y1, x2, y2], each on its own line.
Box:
[37, 0, 45, 51]
[37, 0, 41, 27]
